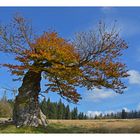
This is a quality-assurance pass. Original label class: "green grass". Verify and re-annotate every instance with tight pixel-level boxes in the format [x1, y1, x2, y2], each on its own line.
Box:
[0, 119, 140, 133]
[0, 123, 86, 133]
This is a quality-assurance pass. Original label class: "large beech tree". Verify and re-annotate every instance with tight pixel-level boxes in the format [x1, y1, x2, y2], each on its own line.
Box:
[0, 16, 128, 127]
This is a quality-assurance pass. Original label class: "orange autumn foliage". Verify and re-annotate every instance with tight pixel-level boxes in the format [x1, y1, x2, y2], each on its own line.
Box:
[0, 16, 129, 103]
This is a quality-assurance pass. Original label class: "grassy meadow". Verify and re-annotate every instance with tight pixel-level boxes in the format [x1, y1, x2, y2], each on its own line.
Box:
[0, 119, 140, 133]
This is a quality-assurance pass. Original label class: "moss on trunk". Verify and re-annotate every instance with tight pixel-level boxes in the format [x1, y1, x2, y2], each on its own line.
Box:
[13, 70, 47, 127]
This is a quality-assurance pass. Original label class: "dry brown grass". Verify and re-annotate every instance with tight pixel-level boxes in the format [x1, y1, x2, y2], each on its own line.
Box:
[0, 119, 140, 133]
[48, 119, 140, 133]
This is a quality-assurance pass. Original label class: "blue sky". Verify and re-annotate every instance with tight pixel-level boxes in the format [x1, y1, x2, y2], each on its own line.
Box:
[1, 7, 140, 116]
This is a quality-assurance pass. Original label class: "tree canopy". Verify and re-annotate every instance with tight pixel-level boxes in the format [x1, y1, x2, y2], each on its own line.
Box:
[0, 15, 129, 103]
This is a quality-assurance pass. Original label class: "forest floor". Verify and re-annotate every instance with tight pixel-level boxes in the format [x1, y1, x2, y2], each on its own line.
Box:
[0, 119, 140, 133]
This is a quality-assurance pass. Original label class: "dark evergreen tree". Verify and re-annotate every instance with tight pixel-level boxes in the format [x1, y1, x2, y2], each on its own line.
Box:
[49, 103, 57, 119]
[94, 115, 98, 119]
[134, 110, 138, 118]
[99, 113, 103, 119]
[71, 107, 78, 119]
[121, 109, 127, 119]
[57, 99, 63, 119]
[62, 103, 66, 119]
[78, 112, 84, 119]
[65, 105, 71, 119]
[138, 111, 140, 118]
[84, 114, 87, 119]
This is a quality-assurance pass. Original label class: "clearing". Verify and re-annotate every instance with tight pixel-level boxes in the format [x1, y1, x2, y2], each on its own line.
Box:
[0, 119, 140, 133]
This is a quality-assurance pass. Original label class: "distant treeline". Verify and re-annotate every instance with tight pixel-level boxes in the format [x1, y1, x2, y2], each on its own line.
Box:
[0, 94, 88, 119]
[1, 94, 140, 120]
[91, 109, 140, 119]
[40, 98, 140, 120]
[40, 98, 87, 120]
[39, 98, 140, 120]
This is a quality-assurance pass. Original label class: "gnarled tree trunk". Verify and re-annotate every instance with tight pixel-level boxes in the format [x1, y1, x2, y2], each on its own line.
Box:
[13, 70, 47, 127]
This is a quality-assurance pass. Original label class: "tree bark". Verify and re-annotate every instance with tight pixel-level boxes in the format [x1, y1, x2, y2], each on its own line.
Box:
[13, 70, 47, 127]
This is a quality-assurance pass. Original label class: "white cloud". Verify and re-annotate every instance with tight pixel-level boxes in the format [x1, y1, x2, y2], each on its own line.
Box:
[137, 103, 140, 110]
[122, 107, 130, 112]
[85, 88, 116, 102]
[86, 110, 115, 118]
[128, 70, 140, 85]
[86, 111, 102, 118]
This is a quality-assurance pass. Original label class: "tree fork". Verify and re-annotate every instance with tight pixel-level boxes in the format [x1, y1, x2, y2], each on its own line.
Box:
[13, 70, 47, 127]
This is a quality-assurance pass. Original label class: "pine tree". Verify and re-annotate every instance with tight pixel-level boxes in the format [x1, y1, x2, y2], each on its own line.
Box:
[78, 112, 84, 120]
[94, 115, 98, 119]
[57, 99, 63, 119]
[84, 114, 87, 119]
[62, 103, 66, 119]
[138, 111, 140, 118]
[134, 110, 138, 118]
[71, 107, 78, 119]
[49, 103, 57, 119]
[65, 105, 71, 119]
[121, 109, 127, 119]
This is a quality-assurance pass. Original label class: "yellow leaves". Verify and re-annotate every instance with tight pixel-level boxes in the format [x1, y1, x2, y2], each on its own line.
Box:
[10, 31, 83, 89]
[0, 16, 129, 103]
[2, 28, 128, 102]
[10, 31, 80, 76]
[30, 32, 79, 64]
